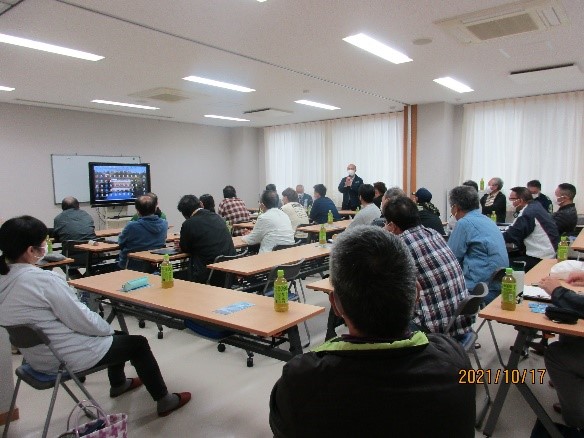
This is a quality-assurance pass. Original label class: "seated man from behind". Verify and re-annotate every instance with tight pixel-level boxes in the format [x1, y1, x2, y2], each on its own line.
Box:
[553, 183, 578, 236]
[241, 190, 295, 253]
[412, 188, 445, 235]
[118, 195, 168, 269]
[447, 186, 509, 305]
[504, 186, 559, 272]
[347, 184, 380, 229]
[269, 226, 475, 437]
[384, 197, 471, 338]
[53, 196, 96, 274]
[131, 192, 166, 221]
[178, 195, 235, 285]
[281, 188, 309, 241]
[217, 185, 251, 237]
[309, 184, 340, 224]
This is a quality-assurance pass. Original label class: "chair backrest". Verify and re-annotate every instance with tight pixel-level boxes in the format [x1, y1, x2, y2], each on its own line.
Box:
[261, 259, 305, 295]
[444, 283, 488, 334]
[488, 267, 507, 289]
[206, 249, 249, 286]
[3, 324, 50, 349]
[272, 240, 303, 252]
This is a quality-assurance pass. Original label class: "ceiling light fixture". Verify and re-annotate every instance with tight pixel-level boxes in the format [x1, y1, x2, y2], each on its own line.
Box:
[433, 77, 474, 93]
[343, 33, 412, 64]
[204, 115, 250, 122]
[0, 33, 104, 61]
[183, 76, 255, 93]
[92, 100, 159, 110]
[294, 99, 340, 110]
[0, 86, 15, 91]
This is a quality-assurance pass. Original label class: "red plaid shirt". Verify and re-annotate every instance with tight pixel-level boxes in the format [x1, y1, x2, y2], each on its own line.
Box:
[218, 197, 252, 236]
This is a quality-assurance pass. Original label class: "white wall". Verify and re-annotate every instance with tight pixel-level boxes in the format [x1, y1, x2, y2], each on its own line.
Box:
[0, 103, 262, 228]
[416, 102, 463, 220]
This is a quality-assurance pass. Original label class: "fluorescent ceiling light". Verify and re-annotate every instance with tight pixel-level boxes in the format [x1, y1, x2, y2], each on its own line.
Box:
[433, 77, 474, 93]
[257, 0, 267, 2]
[92, 100, 159, 110]
[343, 33, 412, 64]
[183, 76, 255, 93]
[0, 86, 15, 91]
[294, 100, 340, 110]
[204, 115, 250, 122]
[0, 33, 104, 61]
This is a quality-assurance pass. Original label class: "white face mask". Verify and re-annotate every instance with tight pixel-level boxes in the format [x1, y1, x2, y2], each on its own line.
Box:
[347, 170, 355, 177]
[486, 187, 493, 194]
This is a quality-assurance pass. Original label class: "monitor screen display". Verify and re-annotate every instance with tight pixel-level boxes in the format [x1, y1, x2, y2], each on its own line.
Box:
[88, 162, 151, 206]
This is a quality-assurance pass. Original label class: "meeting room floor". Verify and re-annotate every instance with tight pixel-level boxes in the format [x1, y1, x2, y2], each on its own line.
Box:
[5, 272, 567, 438]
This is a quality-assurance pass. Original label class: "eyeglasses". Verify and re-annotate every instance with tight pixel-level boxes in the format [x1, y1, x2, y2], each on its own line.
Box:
[509, 197, 518, 201]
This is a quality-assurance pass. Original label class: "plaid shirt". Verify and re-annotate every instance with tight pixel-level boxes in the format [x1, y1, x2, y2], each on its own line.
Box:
[400, 225, 471, 337]
[218, 197, 251, 236]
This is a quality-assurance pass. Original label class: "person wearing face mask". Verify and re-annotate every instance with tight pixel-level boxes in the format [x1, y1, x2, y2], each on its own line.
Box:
[479, 177, 507, 223]
[552, 183, 578, 236]
[447, 186, 509, 305]
[503, 187, 559, 272]
[526, 180, 553, 214]
[0, 216, 191, 416]
[338, 163, 363, 210]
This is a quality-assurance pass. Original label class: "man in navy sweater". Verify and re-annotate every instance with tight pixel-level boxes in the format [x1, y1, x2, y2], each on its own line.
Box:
[309, 184, 340, 224]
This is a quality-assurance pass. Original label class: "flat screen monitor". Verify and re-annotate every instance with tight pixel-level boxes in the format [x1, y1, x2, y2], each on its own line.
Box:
[88, 162, 151, 207]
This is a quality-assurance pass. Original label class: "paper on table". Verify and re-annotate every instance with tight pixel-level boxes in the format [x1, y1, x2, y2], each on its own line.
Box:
[523, 285, 551, 301]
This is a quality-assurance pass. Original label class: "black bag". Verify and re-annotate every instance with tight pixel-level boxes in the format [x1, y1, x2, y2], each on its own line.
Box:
[545, 306, 581, 325]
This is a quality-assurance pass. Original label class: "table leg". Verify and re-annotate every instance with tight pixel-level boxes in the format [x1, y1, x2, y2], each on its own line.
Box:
[483, 326, 562, 438]
[287, 325, 303, 357]
[105, 306, 129, 333]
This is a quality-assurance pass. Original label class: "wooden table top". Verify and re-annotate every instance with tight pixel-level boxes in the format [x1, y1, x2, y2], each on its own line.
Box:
[208, 243, 331, 276]
[128, 250, 190, 263]
[232, 235, 248, 249]
[69, 270, 324, 337]
[306, 278, 333, 294]
[37, 257, 76, 269]
[74, 242, 120, 253]
[232, 221, 255, 230]
[479, 296, 584, 337]
[296, 219, 353, 234]
[525, 258, 584, 292]
[338, 210, 356, 216]
[572, 228, 584, 251]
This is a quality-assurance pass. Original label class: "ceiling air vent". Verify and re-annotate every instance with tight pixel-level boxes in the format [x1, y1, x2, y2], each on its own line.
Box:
[436, 0, 568, 44]
[243, 108, 293, 118]
[129, 87, 192, 103]
[509, 63, 582, 84]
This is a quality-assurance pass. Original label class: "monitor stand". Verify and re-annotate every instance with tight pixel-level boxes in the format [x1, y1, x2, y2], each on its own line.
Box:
[103, 206, 131, 229]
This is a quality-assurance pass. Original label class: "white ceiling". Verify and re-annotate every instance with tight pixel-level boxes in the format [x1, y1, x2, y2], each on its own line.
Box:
[0, 0, 583, 127]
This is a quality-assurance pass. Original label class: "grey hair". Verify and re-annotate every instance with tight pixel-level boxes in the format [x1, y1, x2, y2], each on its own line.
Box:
[330, 225, 417, 338]
[449, 186, 479, 212]
[491, 177, 504, 191]
[384, 186, 407, 200]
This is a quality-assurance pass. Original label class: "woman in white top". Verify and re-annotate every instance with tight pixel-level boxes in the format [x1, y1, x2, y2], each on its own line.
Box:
[0, 216, 190, 416]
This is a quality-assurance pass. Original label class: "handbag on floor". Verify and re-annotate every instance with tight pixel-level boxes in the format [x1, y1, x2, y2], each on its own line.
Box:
[58, 400, 128, 438]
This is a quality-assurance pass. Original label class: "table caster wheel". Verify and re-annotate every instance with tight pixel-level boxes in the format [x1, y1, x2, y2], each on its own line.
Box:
[157, 332, 163, 339]
[217, 343, 226, 353]
[138, 320, 146, 328]
[247, 357, 254, 367]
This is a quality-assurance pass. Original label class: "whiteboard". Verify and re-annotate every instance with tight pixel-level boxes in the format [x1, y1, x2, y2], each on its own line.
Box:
[51, 155, 141, 204]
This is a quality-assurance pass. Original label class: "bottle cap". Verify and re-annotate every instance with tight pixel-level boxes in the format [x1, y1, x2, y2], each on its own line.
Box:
[163, 254, 170, 261]
[561, 236, 567, 241]
[277, 269, 284, 277]
[505, 267, 513, 275]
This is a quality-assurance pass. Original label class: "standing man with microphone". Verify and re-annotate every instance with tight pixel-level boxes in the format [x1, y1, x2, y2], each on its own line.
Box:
[338, 163, 363, 210]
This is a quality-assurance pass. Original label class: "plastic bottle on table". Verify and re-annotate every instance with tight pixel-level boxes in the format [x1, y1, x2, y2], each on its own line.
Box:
[490, 211, 497, 222]
[274, 269, 289, 312]
[557, 236, 569, 261]
[501, 267, 516, 311]
[161, 254, 174, 289]
[480, 178, 485, 191]
[327, 210, 333, 225]
[319, 224, 327, 246]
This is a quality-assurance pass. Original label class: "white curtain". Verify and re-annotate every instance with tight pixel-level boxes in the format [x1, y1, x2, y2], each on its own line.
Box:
[265, 112, 404, 206]
[460, 91, 584, 208]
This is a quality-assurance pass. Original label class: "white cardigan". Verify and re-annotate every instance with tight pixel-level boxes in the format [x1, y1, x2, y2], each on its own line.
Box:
[0, 264, 113, 373]
[242, 208, 295, 252]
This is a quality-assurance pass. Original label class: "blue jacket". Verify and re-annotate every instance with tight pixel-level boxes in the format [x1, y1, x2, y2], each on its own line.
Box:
[118, 215, 168, 268]
[338, 174, 363, 210]
[448, 209, 509, 302]
[309, 197, 340, 224]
